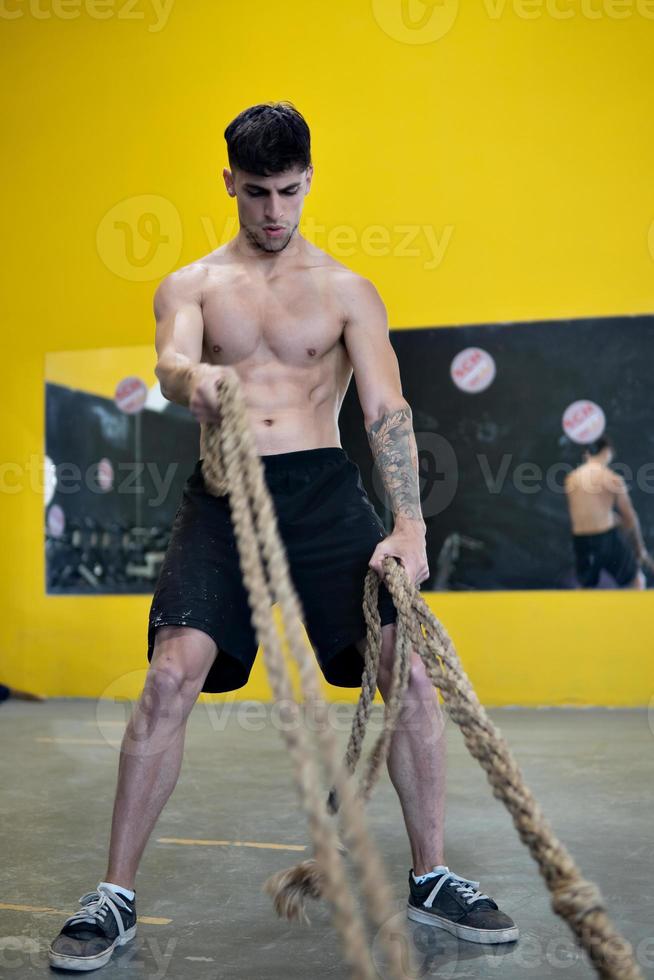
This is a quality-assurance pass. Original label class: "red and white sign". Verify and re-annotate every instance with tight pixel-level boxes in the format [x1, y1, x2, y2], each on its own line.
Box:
[562, 400, 606, 444]
[47, 504, 65, 539]
[450, 347, 496, 394]
[114, 376, 148, 415]
[97, 457, 114, 492]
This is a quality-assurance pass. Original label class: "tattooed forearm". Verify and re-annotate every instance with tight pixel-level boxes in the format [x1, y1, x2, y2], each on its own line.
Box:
[366, 405, 425, 525]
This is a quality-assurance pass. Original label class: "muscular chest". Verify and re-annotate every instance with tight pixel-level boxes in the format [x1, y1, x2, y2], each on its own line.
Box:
[201, 276, 346, 367]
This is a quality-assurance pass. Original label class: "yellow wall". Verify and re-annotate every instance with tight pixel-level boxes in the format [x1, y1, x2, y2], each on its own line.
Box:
[45, 347, 158, 400]
[2, 1, 653, 706]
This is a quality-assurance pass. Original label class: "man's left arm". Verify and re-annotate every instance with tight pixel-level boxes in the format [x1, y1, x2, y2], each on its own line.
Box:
[342, 275, 429, 587]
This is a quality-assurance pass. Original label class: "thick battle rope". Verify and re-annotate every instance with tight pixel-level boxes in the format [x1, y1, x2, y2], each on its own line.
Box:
[203, 374, 408, 980]
[202, 372, 643, 980]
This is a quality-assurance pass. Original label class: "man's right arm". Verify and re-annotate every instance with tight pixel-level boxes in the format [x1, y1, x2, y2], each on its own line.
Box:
[153, 271, 207, 407]
[610, 471, 647, 559]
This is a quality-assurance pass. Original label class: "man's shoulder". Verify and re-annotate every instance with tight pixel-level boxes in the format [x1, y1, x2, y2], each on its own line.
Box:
[154, 260, 210, 304]
[605, 468, 627, 493]
[312, 257, 381, 313]
[304, 242, 374, 287]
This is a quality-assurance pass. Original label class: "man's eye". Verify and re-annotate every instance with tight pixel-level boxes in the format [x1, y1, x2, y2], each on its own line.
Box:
[283, 189, 298, 195]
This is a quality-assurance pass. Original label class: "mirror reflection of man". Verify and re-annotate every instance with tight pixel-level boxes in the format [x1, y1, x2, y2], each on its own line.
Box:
[564, 436, 649, 589]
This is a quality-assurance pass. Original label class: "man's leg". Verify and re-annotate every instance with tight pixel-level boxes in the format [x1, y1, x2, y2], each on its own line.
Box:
[356, 623, 446, 875]
[104, 626, 217, 889]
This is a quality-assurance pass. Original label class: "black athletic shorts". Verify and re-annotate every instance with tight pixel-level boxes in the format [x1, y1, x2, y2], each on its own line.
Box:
[147, 447, 398, 693]
[572, 526, 638, 588]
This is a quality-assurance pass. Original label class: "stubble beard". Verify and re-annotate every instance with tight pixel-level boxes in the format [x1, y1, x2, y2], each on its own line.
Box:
[244, 221, 299, 254]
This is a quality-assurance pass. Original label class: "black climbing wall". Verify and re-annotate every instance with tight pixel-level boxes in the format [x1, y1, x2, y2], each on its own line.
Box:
[46, 382, 198, 528]
[338, 315, 654, 591]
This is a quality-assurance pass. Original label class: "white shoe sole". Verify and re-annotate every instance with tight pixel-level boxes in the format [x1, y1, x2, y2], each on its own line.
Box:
[407, 904, 519, 944]
[48, 925, 137, 971]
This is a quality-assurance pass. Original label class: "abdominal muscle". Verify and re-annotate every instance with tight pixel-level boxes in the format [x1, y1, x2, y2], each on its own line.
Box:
[199, 361, 347, 459]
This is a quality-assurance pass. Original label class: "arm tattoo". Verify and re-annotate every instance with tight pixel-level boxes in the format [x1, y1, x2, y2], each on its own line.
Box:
[366, 406, 424, 524]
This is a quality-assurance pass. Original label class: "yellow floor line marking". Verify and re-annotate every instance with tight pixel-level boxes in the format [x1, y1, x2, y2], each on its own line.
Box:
[35, 737, 120, 746]
[0, 903, 170, 925]
[157, 837, 307, 852]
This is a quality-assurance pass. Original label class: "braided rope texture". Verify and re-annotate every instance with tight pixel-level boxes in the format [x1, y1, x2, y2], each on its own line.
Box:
[202, 372, 643, 980]
[203, 375, 407, 980]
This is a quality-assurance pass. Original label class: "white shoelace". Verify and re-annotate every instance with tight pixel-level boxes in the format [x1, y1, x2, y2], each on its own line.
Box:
[419, 868, 490, 908]
[63, 886, 130, 938]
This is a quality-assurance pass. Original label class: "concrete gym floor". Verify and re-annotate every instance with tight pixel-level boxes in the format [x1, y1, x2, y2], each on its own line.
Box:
[1, 700, 652, 979]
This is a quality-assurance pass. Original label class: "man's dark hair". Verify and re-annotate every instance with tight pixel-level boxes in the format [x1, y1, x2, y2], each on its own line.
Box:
[586, 435, 614, 456]
[224, 102, 311, 177]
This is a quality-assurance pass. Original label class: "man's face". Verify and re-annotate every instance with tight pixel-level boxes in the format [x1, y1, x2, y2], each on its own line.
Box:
[224, 164, 313, 253]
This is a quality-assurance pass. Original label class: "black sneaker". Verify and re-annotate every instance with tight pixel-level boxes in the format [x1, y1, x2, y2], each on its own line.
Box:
[48, 883, 137, 971]
[407, 865, 519, 944]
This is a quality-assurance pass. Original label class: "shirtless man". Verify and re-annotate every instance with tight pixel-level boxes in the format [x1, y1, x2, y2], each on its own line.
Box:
[49, 102, 517, 972]
[565, 436, 648, 589]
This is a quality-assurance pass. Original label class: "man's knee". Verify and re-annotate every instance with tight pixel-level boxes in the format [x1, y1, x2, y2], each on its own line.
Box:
[146, 626, 217, 706]
[406, 654, 436, 697]
[377, 628, 437, 696]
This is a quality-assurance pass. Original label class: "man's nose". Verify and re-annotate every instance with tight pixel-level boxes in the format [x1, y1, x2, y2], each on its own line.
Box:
[264, 194, 284, 221]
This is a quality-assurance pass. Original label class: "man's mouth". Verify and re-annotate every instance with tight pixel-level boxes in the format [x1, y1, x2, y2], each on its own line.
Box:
[263, 226, 286, 237]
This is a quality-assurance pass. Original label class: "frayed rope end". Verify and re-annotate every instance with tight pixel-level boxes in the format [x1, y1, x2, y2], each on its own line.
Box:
[263, 859, 324, 924]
